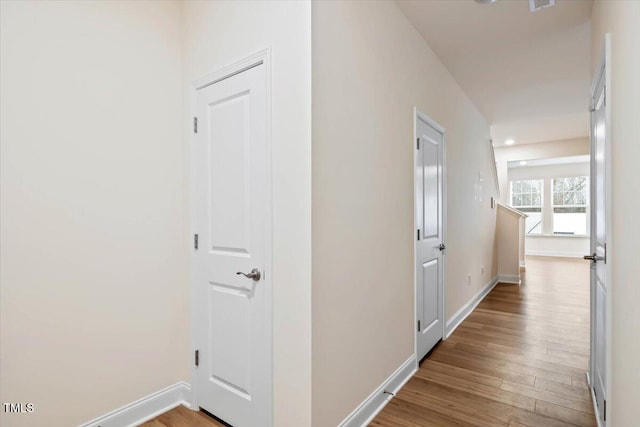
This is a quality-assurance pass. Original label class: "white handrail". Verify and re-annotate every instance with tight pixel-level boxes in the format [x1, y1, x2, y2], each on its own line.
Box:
[497, 202, 528, 218]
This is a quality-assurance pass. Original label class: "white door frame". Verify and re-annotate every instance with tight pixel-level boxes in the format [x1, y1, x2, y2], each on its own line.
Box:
[588, 34, 612, 426]
[413, 108, 447, 365]
[189, 48, 273, 424]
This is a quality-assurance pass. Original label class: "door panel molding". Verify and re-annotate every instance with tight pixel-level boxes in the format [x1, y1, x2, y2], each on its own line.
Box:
[190, 49, 272, 427]
[588, 33, 611, 427]
[414, 109, 446, 363]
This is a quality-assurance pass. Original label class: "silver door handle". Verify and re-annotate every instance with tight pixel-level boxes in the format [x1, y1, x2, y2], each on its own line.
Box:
[237, 268, 261, 281]
[439, 243, 446, 251]
[583, 253, 604, 263]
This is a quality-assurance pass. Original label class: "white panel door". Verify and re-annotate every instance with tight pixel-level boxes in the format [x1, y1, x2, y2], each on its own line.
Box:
[193, 63, 270, 427]
[416, 114, 445, 361]
[587, 48, 608, 425]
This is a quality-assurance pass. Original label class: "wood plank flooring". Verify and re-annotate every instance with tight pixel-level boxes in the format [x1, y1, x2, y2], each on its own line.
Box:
[139, 405, 224, 427]
[372, 256, 594, 427]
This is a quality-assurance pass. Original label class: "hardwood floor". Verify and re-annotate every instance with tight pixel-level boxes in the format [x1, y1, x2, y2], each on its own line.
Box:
[372, 256, 595, 427]
[139, 405, 225, 427]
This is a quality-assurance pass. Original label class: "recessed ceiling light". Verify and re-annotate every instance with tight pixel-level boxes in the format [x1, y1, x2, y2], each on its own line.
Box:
[520, 161, 528, 166]
[505, 139, 515, 145]
[530, 0, 555, 12]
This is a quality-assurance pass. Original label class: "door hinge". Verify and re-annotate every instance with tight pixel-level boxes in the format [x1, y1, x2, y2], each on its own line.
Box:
[194, 234, 199, 250]
[417, 138, 420, 150]
[417, 320, 421, 331]
[195, 349, 199, 367]
[417, 229, 421, 241]
[193, 117, 198, 134]
[604, 400, 606, 421]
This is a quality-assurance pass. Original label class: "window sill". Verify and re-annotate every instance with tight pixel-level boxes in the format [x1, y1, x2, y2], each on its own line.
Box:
[526, 234, 590, 239]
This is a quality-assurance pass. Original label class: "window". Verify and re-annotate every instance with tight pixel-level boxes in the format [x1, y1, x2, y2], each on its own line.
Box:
[511, 179, 543, 234]
[553, 176, 588, 235]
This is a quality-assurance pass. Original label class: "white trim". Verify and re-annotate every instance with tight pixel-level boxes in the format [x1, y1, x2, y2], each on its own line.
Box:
[189, 66, 199, 412]
[526, 234, 589, 239]
[189, 48, 273, 422]
[604, 32, 612, 427]
[192, 49, 270, 90]
[413, 108, 447, 364]
[416, 110, 445, 134]
[413, 110, 418, 368]
[338, 355, 417, 427]
[525, 250, 585, 258]
[489, 139, 501, 198]
[445, 276, 499, 339]
[441, 114, 447, 345]
[497, 274, 521, 285]
[587, 372, 604, 427]
[78, 382, 191, 427]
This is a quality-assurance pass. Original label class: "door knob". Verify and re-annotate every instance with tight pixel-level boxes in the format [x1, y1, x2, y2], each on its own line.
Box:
[583, 253, 604, 263]
[237, 268, 261, 281]
[438, 243, 446, 251]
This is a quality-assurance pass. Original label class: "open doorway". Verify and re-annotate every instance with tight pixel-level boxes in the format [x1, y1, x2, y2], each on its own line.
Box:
[506, 155, 590, 259]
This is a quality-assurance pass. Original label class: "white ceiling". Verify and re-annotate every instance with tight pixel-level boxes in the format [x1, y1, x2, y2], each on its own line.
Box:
[397, 0, 593, 147]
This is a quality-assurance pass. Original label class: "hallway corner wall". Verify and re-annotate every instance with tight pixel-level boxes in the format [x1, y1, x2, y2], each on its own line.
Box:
[311, 2, 498, 425]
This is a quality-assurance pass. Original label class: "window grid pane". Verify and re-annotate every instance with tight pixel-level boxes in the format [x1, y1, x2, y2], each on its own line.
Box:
[552, 176, 588, 235]
[510, 179, 543, 235]
[511, 179, 543, 208]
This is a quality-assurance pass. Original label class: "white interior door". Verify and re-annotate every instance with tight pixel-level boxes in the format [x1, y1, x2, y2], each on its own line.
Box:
[587, 41, 608, 425]
[193, 62, 271, 427]
[415, 113, 445, 361]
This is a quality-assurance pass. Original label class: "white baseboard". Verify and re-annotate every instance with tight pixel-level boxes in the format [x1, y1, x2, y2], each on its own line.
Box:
[445, 276, 499, 339]
[338, 355, 417, 427]
[586, 372, 604, 427]
[497, 274, 521, 285]
[78, 382, 192, 427]
[526, 250, 584, 258]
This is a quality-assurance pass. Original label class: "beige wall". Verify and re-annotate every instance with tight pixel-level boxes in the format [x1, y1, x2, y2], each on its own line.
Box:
[591, 1, 640, 424]
[312, 2, 498, 425]
[181, 2, 312, 426]
[0, 1, 187, 426]
[494, 137, 590, 204]
[1, 1, 313, 426]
